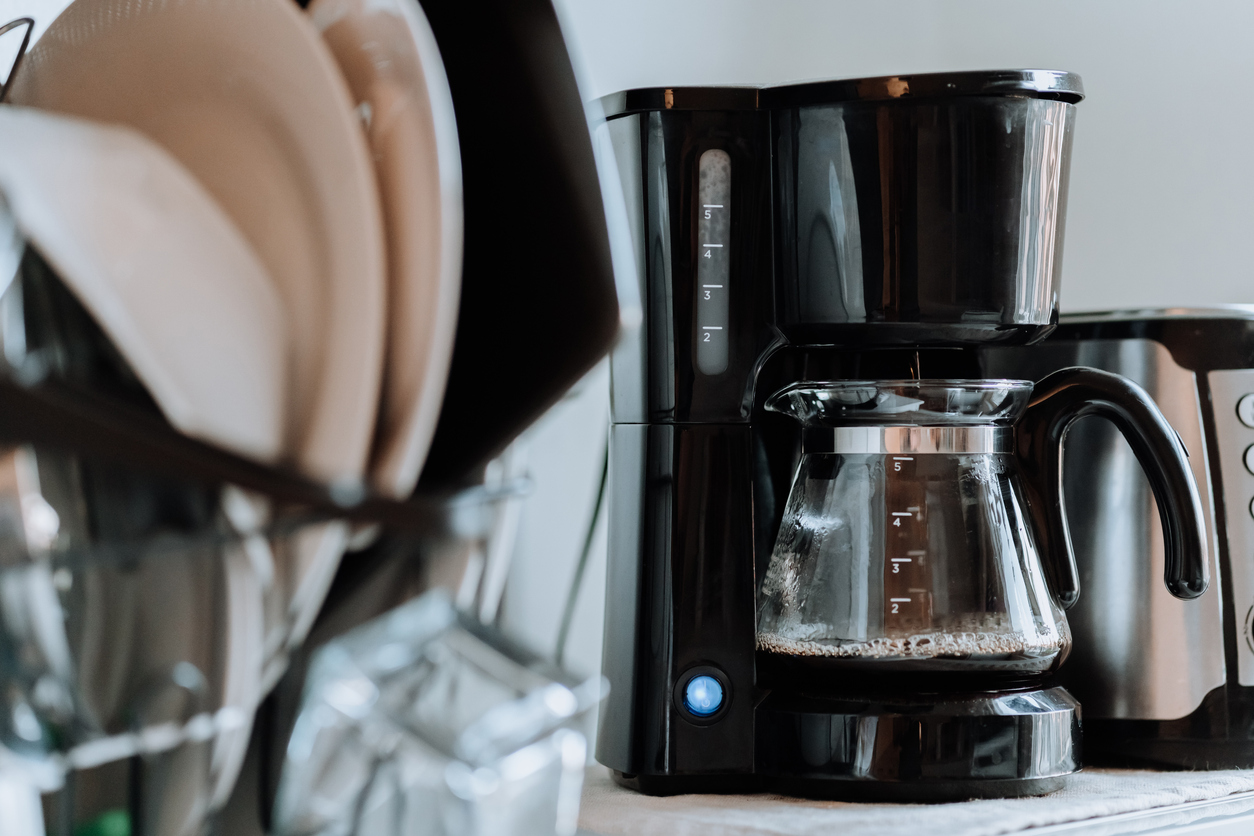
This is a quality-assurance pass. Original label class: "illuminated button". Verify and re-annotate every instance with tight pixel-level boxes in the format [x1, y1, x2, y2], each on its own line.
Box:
[1246, 445, 1254, 476]
[1239, 395, 1254, 428]
[683, 675, 724, 717]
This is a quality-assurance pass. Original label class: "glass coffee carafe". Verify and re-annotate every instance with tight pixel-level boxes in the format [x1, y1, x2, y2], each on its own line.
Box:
[757, 369, 1208, 678]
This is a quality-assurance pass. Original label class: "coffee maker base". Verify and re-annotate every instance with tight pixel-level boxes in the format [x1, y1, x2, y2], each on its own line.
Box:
[609, 770, 1068, 801]
[753, 684, 1082, 801]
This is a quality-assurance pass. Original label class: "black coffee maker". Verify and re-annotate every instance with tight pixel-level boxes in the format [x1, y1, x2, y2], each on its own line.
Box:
[596, 70, 1212, 801]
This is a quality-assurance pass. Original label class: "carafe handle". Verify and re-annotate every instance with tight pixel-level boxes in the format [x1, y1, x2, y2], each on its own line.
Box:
[1016, 366, 1208, 608]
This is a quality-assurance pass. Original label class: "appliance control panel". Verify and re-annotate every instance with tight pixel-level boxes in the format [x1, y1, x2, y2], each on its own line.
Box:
[1209, 369, 1254, 685]
[695, 149, 730, 375]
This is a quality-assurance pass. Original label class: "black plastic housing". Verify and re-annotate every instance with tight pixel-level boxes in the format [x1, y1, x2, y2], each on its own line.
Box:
[771, 88, 1078, 346]
[598, 74, 1091, 799]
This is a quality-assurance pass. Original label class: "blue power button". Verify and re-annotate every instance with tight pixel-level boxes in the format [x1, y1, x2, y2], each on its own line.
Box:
[684, 675, 724, 717]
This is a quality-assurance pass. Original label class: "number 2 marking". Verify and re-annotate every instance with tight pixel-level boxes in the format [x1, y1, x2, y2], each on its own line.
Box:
[892, 603, 899, 613]
[703, 332, 710, 342]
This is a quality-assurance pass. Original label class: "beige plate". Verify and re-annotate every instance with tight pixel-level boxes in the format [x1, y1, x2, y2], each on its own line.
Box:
[0, 107, 287, 462]
[10, 0, 387, 805]
[309, 0, 463, 498]
[12, 0, 386, 485]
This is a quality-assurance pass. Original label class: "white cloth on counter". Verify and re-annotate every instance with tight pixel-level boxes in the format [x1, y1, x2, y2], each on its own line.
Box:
[578, 765, 1254, 836]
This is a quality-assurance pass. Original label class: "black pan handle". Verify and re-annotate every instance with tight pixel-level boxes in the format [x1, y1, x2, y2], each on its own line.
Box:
[1016, 366, 1208, 609]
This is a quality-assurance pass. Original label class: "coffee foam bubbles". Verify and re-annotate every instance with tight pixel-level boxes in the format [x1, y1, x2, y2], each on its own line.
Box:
[757, 617, 1065, 661]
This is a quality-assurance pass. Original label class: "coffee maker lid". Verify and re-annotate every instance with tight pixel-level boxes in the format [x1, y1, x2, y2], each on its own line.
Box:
[761, 69, 1084, 108]
[600, 86, 762, 118]
[766, 380, 1034, 428]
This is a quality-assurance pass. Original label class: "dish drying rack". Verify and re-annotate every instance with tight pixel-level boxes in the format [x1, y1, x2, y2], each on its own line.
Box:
[0, 17, 589, 835]
[0, 17, 31, 103]
[0, 339, 536, 834]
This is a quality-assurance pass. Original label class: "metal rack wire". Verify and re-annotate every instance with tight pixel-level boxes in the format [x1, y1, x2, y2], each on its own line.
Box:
[0, 368, 529, 836]
[0, 17, 32, 103]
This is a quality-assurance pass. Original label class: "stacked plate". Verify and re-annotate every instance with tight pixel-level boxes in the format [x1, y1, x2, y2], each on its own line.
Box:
[0, 0, 463, 828]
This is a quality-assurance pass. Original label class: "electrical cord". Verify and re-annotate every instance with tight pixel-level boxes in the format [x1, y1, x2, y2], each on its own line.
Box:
[554, 438, 609, 667]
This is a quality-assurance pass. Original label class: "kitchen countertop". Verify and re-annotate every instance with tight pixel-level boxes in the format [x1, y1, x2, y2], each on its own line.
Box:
[577, 766, 1254, 836]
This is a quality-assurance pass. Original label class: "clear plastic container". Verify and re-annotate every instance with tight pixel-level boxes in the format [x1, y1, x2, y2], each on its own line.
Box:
[273, 589, 605, 836]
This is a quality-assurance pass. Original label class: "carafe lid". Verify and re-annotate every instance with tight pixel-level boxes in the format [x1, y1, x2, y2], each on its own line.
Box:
[766, 380, 1033, 427]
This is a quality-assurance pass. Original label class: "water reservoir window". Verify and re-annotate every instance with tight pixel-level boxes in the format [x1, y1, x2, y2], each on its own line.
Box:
[696, 149, 730, 375]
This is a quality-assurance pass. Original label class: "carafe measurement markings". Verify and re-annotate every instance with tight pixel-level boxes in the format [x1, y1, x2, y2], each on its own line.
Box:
[886, 468, 932, 627]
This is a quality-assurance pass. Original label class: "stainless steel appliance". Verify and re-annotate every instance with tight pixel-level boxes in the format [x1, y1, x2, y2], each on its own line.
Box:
[983, 308, 1254, 768]
[597, 71, 1210, 800]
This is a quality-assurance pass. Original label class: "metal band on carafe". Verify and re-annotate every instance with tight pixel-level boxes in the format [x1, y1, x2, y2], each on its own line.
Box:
[803, 426, 1014, 455]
